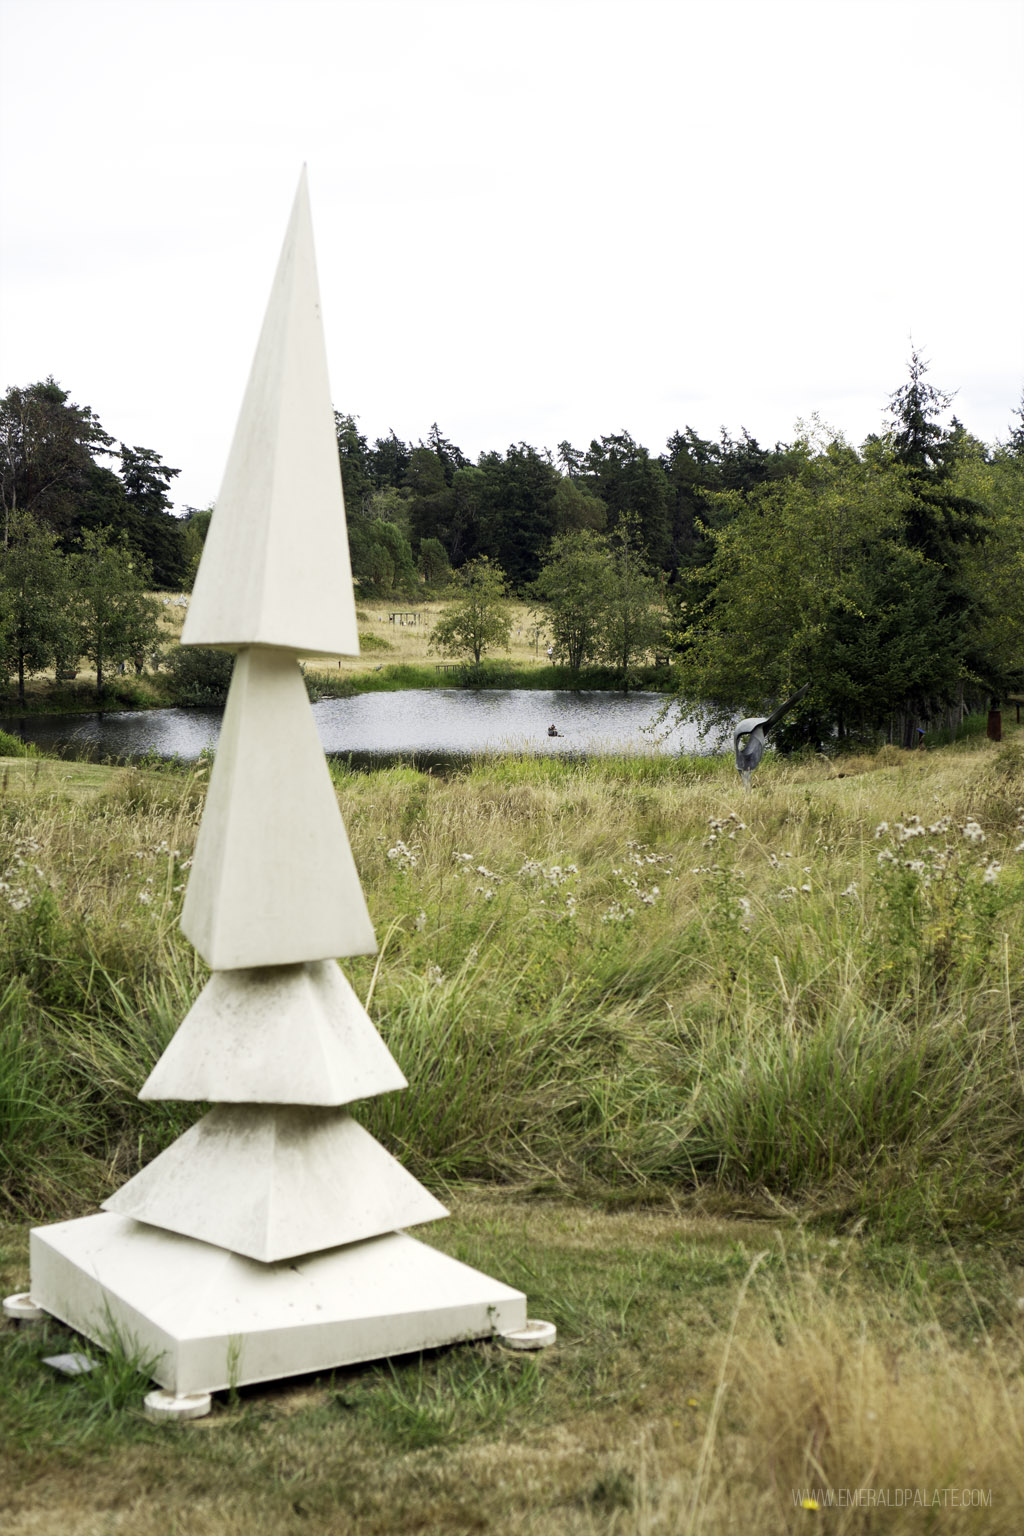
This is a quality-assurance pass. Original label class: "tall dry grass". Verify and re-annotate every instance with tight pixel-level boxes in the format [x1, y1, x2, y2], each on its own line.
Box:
[1, 731, 1022, 1237]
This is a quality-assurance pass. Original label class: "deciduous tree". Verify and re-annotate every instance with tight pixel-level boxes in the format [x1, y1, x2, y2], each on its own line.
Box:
[530, 529, 612, 671]
[0, 513, 73, 704]
[600, 516, 664, 687]
[69, 529, 160, 695]
[429, 557, 512, 666]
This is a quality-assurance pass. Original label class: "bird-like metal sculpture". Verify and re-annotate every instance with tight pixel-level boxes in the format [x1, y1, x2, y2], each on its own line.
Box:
[733, 684, 810, 787]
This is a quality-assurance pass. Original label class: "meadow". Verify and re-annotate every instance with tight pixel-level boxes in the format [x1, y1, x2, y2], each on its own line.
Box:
[5, 597, 653, 711]
[1, 729, 1022, 1532]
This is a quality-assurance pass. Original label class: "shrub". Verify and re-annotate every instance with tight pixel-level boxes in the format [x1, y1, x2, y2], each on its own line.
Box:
[0, 729, 37, 757]
[161, 646, 234, 706]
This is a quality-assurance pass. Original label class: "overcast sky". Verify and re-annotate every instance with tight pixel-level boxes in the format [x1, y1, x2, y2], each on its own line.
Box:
[1, 0, 1022, 513]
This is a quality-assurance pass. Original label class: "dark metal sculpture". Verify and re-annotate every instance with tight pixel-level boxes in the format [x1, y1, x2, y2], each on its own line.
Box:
[733, 684, 810, 787]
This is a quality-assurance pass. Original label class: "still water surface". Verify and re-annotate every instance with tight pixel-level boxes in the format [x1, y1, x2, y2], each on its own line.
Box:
[1, 690, 709, 764]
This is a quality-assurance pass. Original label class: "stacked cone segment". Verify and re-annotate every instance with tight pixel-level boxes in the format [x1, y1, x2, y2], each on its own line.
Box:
[179, 647, 376, 970]
[182, 169, 360, 658]
[103, 1107, 448, 1262]
[139, 961, 406, 1105]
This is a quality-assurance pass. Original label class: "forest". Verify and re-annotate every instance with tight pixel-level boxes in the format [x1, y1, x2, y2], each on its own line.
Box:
[1, 355, 1022, 743]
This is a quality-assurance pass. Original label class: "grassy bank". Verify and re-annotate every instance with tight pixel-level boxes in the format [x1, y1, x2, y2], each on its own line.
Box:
[305, 657, 674, 698]
[3, 597, 675, 714]
[2, 733, 1023, 1530]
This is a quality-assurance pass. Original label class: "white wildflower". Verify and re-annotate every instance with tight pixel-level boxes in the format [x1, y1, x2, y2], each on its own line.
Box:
[982, 861, 1002, 885]
[962, 820, 985, 844]
[414, 911, 427, 931]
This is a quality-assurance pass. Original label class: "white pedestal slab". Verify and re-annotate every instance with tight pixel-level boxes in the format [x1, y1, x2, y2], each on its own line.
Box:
[141, 961, 406, 1105]
[103, 1106, 448, 1261]
[31, 1213, 527, 1396]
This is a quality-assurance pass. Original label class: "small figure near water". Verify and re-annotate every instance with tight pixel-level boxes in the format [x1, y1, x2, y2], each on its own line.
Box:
[547, 723, 561, 737]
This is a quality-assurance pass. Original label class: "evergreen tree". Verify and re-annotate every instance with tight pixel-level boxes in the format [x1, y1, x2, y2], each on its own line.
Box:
[369, 430, 411, 490]
[582, 432, 671, 568]
[335, 412, 373, 514]
[886, 348, 990, 732]
[425, 423, 470, 485]
[117, 442, 185, 588]
[476, 444, 560, 586]
[0, 379, 116, 546]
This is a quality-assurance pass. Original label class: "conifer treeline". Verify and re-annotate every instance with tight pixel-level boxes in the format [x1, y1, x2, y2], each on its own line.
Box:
[3, 360, 1022, 739]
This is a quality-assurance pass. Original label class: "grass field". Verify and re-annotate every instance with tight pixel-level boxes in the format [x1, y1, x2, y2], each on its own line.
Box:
[2, 729, 1023, 1531]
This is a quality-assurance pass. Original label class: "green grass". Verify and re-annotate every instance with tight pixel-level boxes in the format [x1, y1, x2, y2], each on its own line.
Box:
[2, 732, 1023, 1531]
[2, 1202, 1021, 1533]
[0, 732, 1021, 1238]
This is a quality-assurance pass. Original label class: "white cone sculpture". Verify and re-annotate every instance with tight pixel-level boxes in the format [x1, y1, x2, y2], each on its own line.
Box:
[27, 171, 532, 1403]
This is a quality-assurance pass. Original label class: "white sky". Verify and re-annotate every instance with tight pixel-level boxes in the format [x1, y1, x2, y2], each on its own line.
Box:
[1, 0, 1022, 514]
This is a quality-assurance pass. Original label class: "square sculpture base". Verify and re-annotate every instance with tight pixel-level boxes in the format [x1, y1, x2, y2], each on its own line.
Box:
[30, 1213, 527, 1396]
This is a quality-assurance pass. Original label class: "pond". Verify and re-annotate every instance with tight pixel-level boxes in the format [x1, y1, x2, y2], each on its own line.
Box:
[1, 689, 714, 767]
